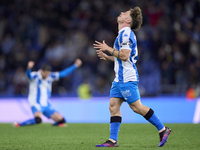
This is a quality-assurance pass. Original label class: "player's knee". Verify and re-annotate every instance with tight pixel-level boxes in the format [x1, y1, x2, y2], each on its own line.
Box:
[131, 106, 139, 113]
[129, 102, 144, 114]
[35, 117, 42, 124]
[130, 104, 141, 114]
[109, 104, 115, 113]
[109, 105, 119, 115]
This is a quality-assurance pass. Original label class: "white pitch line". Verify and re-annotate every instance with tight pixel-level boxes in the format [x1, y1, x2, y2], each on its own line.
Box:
[193, 98, 200, 124]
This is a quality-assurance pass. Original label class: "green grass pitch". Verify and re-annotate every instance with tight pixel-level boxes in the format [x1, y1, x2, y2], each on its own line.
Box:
[0, 123, 200, 150]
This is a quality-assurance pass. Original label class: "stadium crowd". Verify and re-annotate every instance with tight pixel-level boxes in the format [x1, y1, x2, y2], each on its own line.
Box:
[0, 0, 199, 96]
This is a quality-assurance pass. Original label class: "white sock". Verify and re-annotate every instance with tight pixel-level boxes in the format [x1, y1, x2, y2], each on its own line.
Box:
[159, 127, 166, 133]
[109, 138, 117, 143]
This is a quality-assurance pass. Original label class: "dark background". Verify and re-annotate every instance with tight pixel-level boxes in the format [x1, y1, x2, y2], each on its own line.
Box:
[0, 0, 199, 97]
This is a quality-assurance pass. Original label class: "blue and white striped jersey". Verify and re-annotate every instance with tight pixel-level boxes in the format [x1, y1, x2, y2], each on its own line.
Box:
[113, 27, 139, 83]
[27, 71, 59, 107]
[26, 64, 76, 107]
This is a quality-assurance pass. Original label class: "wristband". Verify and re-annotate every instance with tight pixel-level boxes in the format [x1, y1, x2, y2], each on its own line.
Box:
[111, 49, 115, 55]
[118, 51, 120, 58]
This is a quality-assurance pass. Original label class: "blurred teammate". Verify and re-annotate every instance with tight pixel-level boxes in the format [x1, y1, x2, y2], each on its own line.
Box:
[13, 59, 82, 127]
[94, 7, 171, 147]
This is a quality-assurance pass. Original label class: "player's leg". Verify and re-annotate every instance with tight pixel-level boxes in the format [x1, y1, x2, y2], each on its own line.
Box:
[129, 99, 171, 147]
[119, 81, 171, 147]
[96, 81, 123, 147]
[129, 99, 165, 131]
[109, 97, 124, 142]
[120, 81, 165, 132]
[96, 97, 123, 147]
[50, 112, 66, 127]
[13, 111, 42, 127]
[43, 104, 66, 127]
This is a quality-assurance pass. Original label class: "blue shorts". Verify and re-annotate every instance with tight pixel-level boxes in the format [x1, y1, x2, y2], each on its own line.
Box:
[31, 104, 57, 118]
[110, 81, 140, 104]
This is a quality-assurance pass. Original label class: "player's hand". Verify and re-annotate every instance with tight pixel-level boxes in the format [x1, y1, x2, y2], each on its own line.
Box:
[96, 50, 107, 60]
[27, 61, 35, 69]
[74, 58, 82, 67]
[93, 40, 110, 52]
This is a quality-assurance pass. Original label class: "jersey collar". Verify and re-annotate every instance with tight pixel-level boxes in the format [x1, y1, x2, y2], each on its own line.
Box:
[118, 27, 131, 34]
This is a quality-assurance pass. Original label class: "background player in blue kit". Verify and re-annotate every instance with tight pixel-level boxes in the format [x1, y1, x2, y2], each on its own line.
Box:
[94, 7, 171, 147]
[13, 58, 82, 127]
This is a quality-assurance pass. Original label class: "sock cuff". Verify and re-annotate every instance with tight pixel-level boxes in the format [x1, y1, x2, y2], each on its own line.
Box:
[110, 116, 122, 123]
[57, 118, 66, 124]
[144, 108, 154, 120]
[34, 117, 42, 124]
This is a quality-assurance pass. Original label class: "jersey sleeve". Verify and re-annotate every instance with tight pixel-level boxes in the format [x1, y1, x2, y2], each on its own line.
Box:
[120, 31, 133, 51]
[58, 64, 77, 78]
[26, 70, 38, 80]
[50, 72, 59, 81]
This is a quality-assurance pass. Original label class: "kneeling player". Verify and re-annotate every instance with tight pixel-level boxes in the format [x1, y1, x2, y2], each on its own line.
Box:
[13, 59, 82, 127]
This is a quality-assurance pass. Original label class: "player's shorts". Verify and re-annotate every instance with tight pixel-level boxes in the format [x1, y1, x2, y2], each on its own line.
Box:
[31, 103, 57, 118]
[110, 81, 140, 104]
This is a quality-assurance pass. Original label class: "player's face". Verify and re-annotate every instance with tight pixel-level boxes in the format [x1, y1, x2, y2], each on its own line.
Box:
[117, 10, 131, 23]
[41, 70, 51, 79]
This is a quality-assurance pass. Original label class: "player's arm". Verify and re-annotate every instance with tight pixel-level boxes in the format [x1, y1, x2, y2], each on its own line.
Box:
[113, 49, 131, 61]
[94, 40, 131, 61]
[26, 61, 35, 79]
[59, 58, 82, 78]
[96, 50, 114, 61]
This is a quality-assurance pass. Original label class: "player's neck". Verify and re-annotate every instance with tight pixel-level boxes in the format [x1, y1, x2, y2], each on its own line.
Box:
[118, 23, 130, 31]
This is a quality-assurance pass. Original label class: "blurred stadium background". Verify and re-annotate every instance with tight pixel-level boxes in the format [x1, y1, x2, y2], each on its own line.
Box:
[0, 0, 200, 123]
